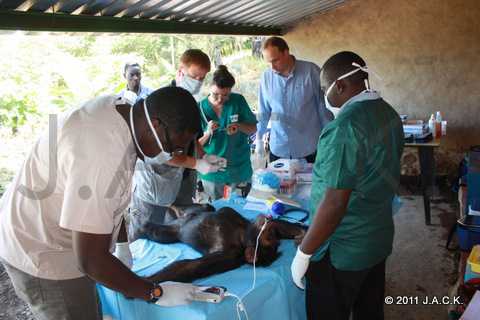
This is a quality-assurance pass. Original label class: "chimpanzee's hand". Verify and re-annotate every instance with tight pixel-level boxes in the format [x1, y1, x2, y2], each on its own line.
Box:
[293, 230, 306, 247]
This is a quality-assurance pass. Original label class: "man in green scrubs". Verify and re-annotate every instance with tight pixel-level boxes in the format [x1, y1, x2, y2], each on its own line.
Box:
[291, 51, 404, 320]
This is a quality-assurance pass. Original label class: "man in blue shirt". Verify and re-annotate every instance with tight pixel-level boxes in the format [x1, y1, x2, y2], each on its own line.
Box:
[120, 61, 153, 102]
[255, 37, 333, 163]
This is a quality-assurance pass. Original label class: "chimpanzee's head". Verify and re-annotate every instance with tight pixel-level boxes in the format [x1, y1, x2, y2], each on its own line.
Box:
[245, 214, 281, 266]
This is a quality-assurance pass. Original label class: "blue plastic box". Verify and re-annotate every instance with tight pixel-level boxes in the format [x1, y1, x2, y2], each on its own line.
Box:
[457, 215, 480, 252]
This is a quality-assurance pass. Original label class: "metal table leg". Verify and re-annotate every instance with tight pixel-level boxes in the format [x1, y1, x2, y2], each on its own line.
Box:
[418, 146, 435, 225]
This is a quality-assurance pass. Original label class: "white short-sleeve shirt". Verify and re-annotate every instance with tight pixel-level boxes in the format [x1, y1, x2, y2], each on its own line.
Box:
[0, 95, 136, 280]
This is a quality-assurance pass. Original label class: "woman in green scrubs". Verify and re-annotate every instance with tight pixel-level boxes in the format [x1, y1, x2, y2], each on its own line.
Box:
[198, 65, 258, 202]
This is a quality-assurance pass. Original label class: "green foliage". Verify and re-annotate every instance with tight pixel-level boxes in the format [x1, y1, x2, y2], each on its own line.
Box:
[0, 168, 16, 198]
[110, 35, 254, 88]
[0, 34, 263, 125]
[111, 36, 173, 87]
[0, 33, 267, 178]
[0, 93, 41, 128]
[56, 35, 98, 57]
[48, 87, 77, 110]
[228, 55, 268, 110]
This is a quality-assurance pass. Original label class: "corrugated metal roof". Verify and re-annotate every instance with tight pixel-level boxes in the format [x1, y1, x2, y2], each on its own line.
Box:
[0, 0, 354, 35]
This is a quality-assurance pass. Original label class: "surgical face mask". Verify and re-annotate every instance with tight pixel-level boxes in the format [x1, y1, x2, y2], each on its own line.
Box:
[178, 74, 203, 95]
[130, 100, 174, 166]
[324, 76, 341, 117]
[324, 94, 340, 118]
[323, 62, 382, 117]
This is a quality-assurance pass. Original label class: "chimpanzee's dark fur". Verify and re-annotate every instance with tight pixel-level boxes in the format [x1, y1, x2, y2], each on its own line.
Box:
[134, 204, 307, 283]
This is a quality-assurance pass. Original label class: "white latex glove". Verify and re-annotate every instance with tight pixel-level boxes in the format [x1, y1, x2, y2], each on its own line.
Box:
[203, 154, 227, 168]
[194, 155, 227, 175]
[113, 242, 133, 269]
[207, 120, 218, 133]
[155, 282, 199, 307]
[122, 91, 138, 105]
[291, 247, 312, 290]
[255, 136, 266, 157]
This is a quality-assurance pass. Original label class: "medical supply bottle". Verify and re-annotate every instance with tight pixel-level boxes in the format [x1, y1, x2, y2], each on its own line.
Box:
[435, 111, 442, 138]
[265, 197, 285, 215]
[222, 185, 232, 201]
[428, 114, 436, 137]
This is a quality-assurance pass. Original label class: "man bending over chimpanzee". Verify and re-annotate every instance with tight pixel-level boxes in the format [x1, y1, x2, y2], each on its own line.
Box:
[133, 204, 307, 283]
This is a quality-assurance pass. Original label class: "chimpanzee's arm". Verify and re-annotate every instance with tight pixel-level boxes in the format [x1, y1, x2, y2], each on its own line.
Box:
[145, 251, 244, 283]
[272, 219, 308, 239]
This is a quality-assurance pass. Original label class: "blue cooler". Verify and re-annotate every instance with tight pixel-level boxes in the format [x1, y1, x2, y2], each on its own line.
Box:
[457, 215, 480, 252]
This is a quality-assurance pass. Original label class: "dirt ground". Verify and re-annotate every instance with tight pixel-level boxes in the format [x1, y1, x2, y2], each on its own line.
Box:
[0, 263, 33, 320]
[0, 264, 116, 320]
[0, 180, 462, 319]
[385, 180, 461, 319]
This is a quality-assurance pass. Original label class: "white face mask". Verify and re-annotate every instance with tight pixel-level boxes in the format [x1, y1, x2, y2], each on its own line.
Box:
[323, 62, 382, 118]
[324, 74, 342, 117]
[178, 74, 203, 95]
[130, 100, 174, 166]
[324, 94, 340, 118]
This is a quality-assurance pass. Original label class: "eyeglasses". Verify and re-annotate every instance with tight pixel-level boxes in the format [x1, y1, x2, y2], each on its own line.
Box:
[210, 92, 230, 101]
[156, 118, 186, 157]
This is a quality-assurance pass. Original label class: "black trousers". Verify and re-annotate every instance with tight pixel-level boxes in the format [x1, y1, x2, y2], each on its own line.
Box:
[173, 168, 197, 205]
[305, 250, 386, 320]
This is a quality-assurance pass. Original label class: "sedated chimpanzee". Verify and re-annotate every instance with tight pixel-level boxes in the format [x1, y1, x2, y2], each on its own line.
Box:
[133, 204, 308, 283]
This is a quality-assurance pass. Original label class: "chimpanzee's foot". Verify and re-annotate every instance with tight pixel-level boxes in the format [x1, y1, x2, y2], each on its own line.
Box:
[131, 222, 156, 241]
[132, 222, 180, 244]
[169, 203, 215, 218]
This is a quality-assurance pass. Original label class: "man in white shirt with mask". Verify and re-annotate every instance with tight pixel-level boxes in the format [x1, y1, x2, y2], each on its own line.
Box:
[129, 49, 222, 239]
[0, 87, 207, 319]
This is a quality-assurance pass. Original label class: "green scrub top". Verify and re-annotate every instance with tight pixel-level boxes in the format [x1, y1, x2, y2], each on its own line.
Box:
[199, 93, 257, 183]
[309, 98, 404, 271]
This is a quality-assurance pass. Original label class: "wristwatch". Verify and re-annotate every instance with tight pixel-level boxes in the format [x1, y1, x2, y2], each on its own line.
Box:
[149, 283, 163, 303]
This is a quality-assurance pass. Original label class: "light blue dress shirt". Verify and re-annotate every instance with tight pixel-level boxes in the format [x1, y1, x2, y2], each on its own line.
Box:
[257, 58, 333, 158]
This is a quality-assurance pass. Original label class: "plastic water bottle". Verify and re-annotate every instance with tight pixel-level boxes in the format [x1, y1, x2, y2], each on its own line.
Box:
[428, 114, 436, 137]
[265, 197, 285, 215]
[435, 111, 442, 138]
